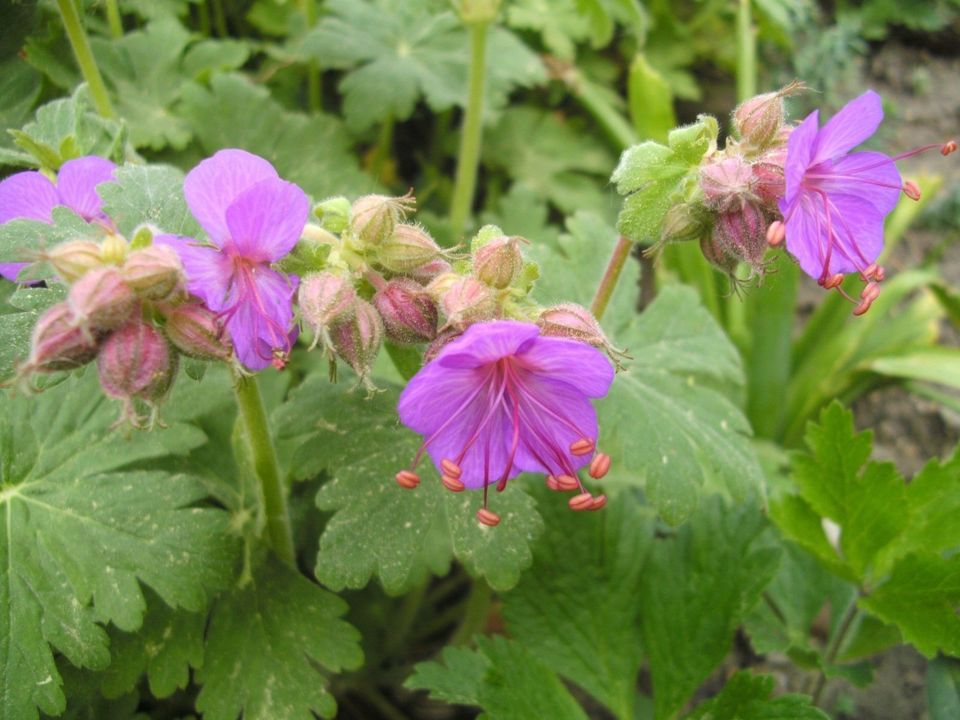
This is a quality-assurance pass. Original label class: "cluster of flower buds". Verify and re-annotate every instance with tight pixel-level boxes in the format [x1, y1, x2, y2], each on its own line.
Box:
[17, 231, 232, 427]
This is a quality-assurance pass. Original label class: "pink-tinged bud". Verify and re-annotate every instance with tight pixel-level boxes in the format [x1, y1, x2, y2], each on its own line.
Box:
[699, 156, 754, 211]
[699, 233, 738, 276]
[660, 203, 708, 244]
[98, 318, 178, 427]
[424, 327, 464, 363]
[713, 201, 769, 271]
[373, 278, 438, 345]
[377, 224, 446, 274]
[46, 240, 103, 283]
[164, 302, 232, 361]
[733, 81, 804, 150]
[349, 192, 416, 247]
[121, 245, 185, 301]
[298, 272, 358, 338]
[440, 277, 496, 329]
[330, 299, 383, 387]
[537, 303, 629, 369]
[752, 146, 787, 205]
[23, 303, 100, 373]
[67, 267, 137, 338]
[472, 236, 523, 289]
[408, 258, 453, 284]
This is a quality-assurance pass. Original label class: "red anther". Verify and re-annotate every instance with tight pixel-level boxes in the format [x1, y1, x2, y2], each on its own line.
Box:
[588, 495, 608, 511]
[395, 470, 420, 489]
[902, 180, 921, 201]
[441, 458, 462, 479]
[860, 281, 881, 303]
[820, 273, 844, 289]
[942, 140, 958, 156]
[271, 351, 288, 370]
[442, 474, 466, 492]
[556, 474, 580, 492]
[852, 297, 874, 316]
[476, 508, 501, 527]
[874, 266, 886, 282]
[766, 220, 786, 247]
[861, 263, 878, 281]
[569, 438, 595, 456]
[588, 453, 611, 479]
[545, 475, 562, 491]
[568, 493, 594, 511]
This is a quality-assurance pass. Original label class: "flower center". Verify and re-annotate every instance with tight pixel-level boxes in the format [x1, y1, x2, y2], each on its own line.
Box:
[218, 251, 293, 364]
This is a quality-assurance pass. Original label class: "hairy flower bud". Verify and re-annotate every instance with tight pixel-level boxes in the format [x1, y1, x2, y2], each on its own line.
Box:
[700, 156, 754, 211]
[373, 278, 438, 345]
[377, 224, 445, 274]
[23, 303, 100, 373]
[713, 200, 769, 270]
[122, 245, 185, 301]
[330, 299, 383, 388]
[409, 257, 453, 284]
[164, 302, 232, 361]
[46, 240, 103, 283]
[440, 277, 496, 328]
[98, 317, 178, 426]
[350, 193, 416, 248]
[536, 303, 629, 368]
[424, 327, 464, 363]
[660, 203, 709, 244]
[298, 272, 357, 340]
[100, 232, 128, 266]
[472, 236, 523, 289]
[733, 81, 803, 150]
[752, 148, 787, 206]
[699, 233, 738, 276]
[67, 267, 137, 338]
[314, 196, 351, 233]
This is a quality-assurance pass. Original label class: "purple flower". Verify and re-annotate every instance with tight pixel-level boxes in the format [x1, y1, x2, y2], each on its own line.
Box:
[396, 320, 615, 525]
[161, 149, 309, 371]
[0, 156, 116, 281]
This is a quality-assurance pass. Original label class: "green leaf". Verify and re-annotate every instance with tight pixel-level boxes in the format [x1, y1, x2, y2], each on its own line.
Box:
[0, 59, 42, 164]
[181, 39, 251, 81]
[483, 108, 615, 215]
[407, 636, 589, 719]
[861, 552, 960, 658]
[502, 490, 655, 719]
[303, 0, 544, 130]
[927, 657, 960, 720]
[98, 164, 201, 238]
[597, 285, 764, 524]
[867, 347, 960, 391]
[194, 554, 363, 720]
[506, 0, 592, 59]
[181, 73, 374, 199]
[640, 497, 780, 720]
[612, 115, 716, 242]
[273, 376, 544, 593]
[627, 53, 675, 143]
[0, 206, 99, 273]
[685, 671, 828, 720]
[0, 373, 235, 720]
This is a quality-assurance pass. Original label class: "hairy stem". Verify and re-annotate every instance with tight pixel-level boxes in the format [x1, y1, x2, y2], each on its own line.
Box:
[449, 20, 490, 238]
[104, 0, 123, 37]
[56, 0, 116, 119]
[591, 235, 634, 321]
[233, 372, 295, 565]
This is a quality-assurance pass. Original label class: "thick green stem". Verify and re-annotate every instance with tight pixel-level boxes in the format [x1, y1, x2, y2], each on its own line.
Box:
[568, 74, 638, 149]
[371, 115, 395, 183]
[233, 373, 295, 565]
[736, 0, 757, 102]
[591, 235, 634, 321]
[211, 0, 228, 37]
[104, 0, 123, 37]
[451, 580, 492, 645]
[299, 0, 322, 111]
[56, 0, 116, 119]
[449, 20, 489, 238]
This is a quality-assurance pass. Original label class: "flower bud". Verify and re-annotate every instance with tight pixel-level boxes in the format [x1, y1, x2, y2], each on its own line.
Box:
[733, 81, 803, 150]
[751, 150, 787, 206]
[350, 193, 416, 248]
[46, 240, 103, 283]
[699, 232, 738, 276]
[660, 203, 708, 244]
[298, 272, 357, 336]
[440, 277, 496, 328]
[98, 317, 178, 425]
[330, 299, 383, 386]
[472, 236, 523, 289]
[424, 327, 463, 363]
[100, 232, 128, 266]
[314, 196, 352, 233]
[713, 200, 769, 270]
[164, 302, 232, 361]
[67, 267, 137, 337]
[373, 278, 438, 345]
[122, 245, 185, 301]
[408, 258, 453, 284]
[377, 224, 444, 274]
[699, 156, 754, 211]
[425, 271, 461, 301]
[535, 303, 629, 368]
[22, 303, 100, 373]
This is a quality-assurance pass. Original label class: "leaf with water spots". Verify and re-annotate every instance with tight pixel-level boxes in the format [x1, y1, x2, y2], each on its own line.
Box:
[273, 375, 544, 594]
[0, 372, 236, 720]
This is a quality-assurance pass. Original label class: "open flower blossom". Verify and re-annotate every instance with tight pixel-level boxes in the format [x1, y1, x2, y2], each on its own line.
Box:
[160, 149, 309, 370]
[396, 321, 614, 526]
[778, 90, 956, 314]
[0, 156, 116, 281]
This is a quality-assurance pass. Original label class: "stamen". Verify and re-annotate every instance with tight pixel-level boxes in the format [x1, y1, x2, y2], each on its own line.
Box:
[942, 141, 957, 156]
[819, 273, 845, 289]
[545, 475, 562, 491]
[395, 470, 420, 489]
[902, 180, 921, 201]
[766, 220, 785, 247]
[441, 459, 462, 479]
[568, 493, 594, 511]
[569, 438, 595, 456]
[861, 281, 881, 302]
[588, 495, 608, 511]
[476, 508, 501, 527]
[588, 453, 611, 479]
[556, 475, 580, 491]
[442, 475, 466, 492]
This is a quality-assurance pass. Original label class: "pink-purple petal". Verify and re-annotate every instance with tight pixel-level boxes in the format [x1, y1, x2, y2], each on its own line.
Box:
[815, 151, 901, 215]
[811, 90, 884, 165]
[55, 156, 116, 221]
[782, 110, 819, 205]
[783, 193, 827, 279]
[517, 336, 614, 398]
[0, 171, 60, 224]
[226, 265, 297, 370]
[437, 321, 540, 370]
[0, 263, 27, 282]
[223, 178, 309, 262]
[183, 149, 279, 246]
[155, 234, 233, 310]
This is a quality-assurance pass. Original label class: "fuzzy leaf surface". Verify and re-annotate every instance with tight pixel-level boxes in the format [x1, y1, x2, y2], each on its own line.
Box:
[685, 671, 828, 720]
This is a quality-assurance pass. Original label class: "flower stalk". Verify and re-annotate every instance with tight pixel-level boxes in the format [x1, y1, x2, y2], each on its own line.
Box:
[56, 0, 116, 119]
[736, 0, 757, 102]
[590, 235, 634, 321]
[299, 0, 322, 111]
[104, 0, 123, 38]
[233, 372, 295, 565]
